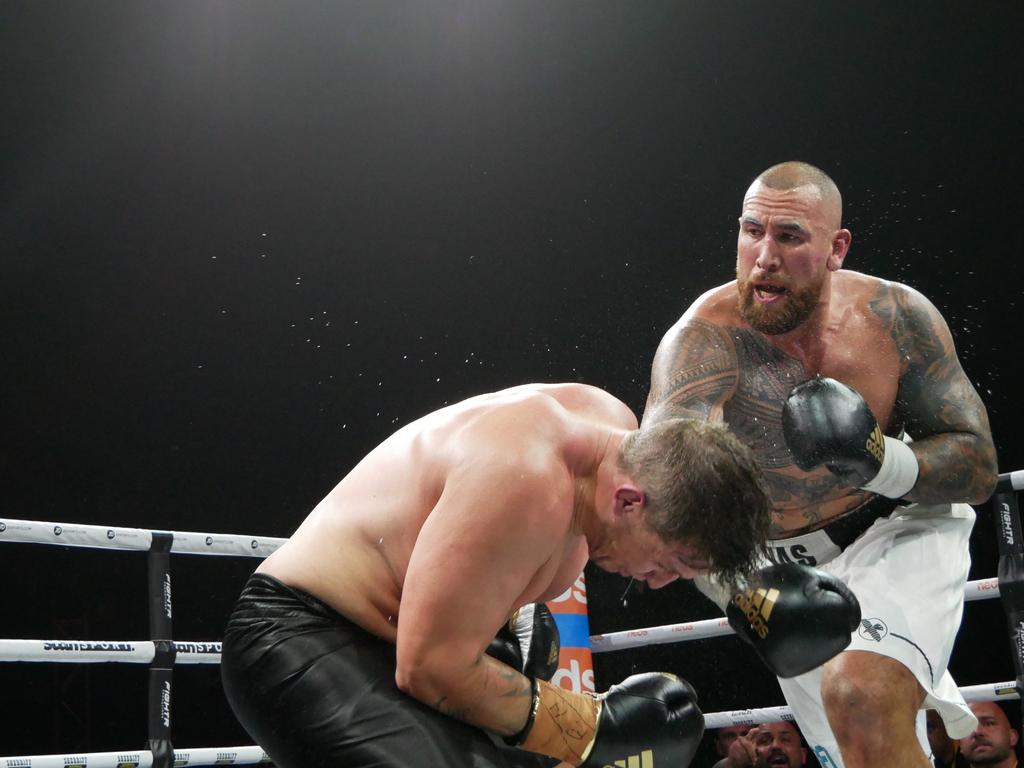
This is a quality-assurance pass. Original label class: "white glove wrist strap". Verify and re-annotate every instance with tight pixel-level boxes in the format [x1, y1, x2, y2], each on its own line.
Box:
[859, 436, 919, 499]
[510, 604, 535, 660]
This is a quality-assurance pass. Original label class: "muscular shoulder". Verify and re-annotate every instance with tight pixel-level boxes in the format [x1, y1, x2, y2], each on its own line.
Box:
[849, 272, 938, 322]
[841, 272, 947, 349]
[653, 283, 740, 361]
[452, 387, 609, 467]
[655, 283, 740, 360]
[834, 270, 929, 313]
[536, 383, 637, 430]
[450, 402, 572, 493]
[645, 283, 743, 424]
[684, 281, 742, 326]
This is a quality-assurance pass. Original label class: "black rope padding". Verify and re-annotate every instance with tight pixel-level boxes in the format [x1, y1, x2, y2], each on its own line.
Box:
[993, 491, 1024, 726]
[147, 661, 174, 767]
[147, 736, 174, 768]
[996, 471, 1024, 494]
[147, 532, 175, 768]
[148, 532, 174, 639]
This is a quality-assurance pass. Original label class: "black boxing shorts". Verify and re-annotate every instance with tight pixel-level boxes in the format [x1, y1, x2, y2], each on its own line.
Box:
[221, 573, 551, 768]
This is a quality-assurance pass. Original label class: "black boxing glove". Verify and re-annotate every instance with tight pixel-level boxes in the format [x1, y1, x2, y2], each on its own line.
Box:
[487, 603, 561, 681]
[581, 673, 703, 767]
[726, 563, 861, 678]
[782, 376, 918, 498]
[515, 673, 703, 767]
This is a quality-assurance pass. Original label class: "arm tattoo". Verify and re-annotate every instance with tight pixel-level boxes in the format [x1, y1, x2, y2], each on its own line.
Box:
[869, 282, 997, 503]
[434, 661, 533, 735]
[435, 695, 470, 722]
[644, 318, 739, 425]
[649, 318, 856, 526]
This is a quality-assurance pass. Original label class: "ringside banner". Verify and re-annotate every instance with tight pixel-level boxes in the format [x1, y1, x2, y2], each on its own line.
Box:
[547, 572, 595, 693]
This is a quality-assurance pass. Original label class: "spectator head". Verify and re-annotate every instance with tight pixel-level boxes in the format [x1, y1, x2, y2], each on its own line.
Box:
[961, 701, 1019, 767]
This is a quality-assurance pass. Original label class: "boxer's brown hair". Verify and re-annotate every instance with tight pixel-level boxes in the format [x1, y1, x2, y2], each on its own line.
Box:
[618, 419, 770, 584]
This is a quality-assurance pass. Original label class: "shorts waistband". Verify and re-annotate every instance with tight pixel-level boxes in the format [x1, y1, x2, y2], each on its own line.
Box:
[764, 495, 901, 567]
[228, 572, 357, 634]
[819, 495, 900, 550]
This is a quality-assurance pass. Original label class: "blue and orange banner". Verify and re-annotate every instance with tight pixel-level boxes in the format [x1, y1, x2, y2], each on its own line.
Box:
[546, 571, 595, 693]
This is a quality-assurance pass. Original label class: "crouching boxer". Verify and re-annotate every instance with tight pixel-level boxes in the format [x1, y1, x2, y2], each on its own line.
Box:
[221, 383, 781, 768]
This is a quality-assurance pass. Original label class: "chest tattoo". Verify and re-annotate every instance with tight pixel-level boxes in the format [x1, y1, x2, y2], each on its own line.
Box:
[723, 329, 846, 513]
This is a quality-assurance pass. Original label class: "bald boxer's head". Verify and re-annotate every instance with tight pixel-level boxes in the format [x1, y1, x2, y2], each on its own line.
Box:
[961, 701, 1018, 767]
[611, 419, 770, 585]
[751, 720, 807, 768]
[752, 161, 844, 229]
[735, 161, 851, 335]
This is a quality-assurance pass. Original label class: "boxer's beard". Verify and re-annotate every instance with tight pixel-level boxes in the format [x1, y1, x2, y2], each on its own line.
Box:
[964, 742, 1009, 765]
[737, 271, 825, 335]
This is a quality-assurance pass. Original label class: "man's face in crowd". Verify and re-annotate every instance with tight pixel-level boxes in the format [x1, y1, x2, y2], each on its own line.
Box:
[715, 725, 752, 757]
[753, 721, 806, 768]
[927, 709, 955, 758]
[736, 181, 844, 336]
[961, 702, 1018, 765]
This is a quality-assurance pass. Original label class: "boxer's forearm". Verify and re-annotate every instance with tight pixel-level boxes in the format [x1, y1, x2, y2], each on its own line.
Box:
[878, 281, 998, 504]
[404, 653, 534, 737]
[906, 432, 998, 505]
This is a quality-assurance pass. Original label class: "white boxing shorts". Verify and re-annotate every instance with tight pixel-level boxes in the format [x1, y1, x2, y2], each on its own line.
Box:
[773, 501, 977, 768]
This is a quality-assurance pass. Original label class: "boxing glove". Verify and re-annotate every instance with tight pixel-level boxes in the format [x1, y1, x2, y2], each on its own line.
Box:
[487, 603, 561, 681]
[782, 376, 918, 498]
[516, 673, 703, 767]
[726, 563, 861, 678]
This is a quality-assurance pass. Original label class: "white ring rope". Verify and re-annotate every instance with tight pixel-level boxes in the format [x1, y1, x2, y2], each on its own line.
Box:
[590, 576, 1000, 653]
[0, 518, 284, 558]
[0, 575, 998, 664]
[0, 516, 1001, 657]
[1, 746, 270, 768]
[999, 469, 1024, 492]
[0, 640, 222, 664]
[2, 681, 1017, 765]
[0, 503, 1016, 763]
[701, 681, 1019, 728]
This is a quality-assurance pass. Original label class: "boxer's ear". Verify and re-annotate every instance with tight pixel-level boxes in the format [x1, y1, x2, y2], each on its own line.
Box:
[828, 229, 851, 270]
[614, 486, 645, 515]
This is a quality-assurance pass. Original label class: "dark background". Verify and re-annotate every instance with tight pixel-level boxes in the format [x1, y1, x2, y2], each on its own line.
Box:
[2, 1, 1022, 763]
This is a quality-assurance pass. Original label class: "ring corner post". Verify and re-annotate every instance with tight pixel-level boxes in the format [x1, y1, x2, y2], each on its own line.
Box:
[992, 486, 1024, 729]
[147, 532, 176, 768]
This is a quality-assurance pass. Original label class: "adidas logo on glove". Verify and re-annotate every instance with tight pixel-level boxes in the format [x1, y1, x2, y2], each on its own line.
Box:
[600, 749, 654, 768]
[865, 425, 885, 464]
[725, 563, 861, 678]
[731, 587, 779, 639]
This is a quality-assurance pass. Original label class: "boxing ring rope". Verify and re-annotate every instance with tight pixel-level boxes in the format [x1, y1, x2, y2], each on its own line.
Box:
[589, 578, 1001, 652]
[0, 519, 282, 768]
[997, 470, 1024, 493]
[0, 574, 1001, 664]
[0, 747, 271, 768]
[1, 468, 1022, 765]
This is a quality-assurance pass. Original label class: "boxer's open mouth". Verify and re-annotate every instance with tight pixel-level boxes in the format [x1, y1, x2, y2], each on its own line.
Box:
[754, 283, 787, 301]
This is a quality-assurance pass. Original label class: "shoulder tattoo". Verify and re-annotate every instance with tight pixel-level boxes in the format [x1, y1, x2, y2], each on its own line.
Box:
[647, 318, 739, 422]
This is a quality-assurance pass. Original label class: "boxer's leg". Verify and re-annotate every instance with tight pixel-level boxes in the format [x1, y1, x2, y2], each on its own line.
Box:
[222, 574, 519, 768]
[778, 503, 975, 767]
[820, 651, 930, 768]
